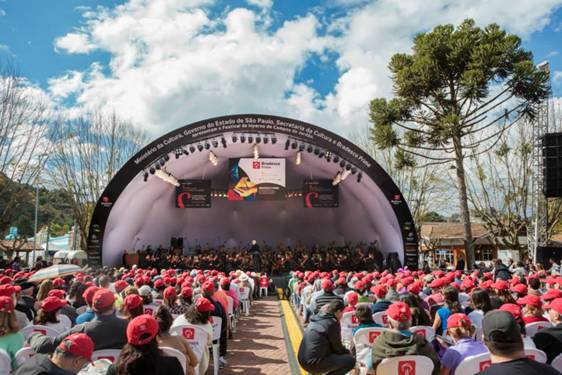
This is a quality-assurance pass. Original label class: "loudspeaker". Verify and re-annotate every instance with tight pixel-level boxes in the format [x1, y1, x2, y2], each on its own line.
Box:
[170, 237, 184, 249]
[536, 246, 562, 266]
[542, 133, 562, 197]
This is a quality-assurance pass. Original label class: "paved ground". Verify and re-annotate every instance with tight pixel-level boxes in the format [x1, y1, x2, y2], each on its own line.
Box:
[212, 297, 293, 375]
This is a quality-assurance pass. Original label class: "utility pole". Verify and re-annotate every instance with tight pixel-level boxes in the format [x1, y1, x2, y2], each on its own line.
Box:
[32, 184, 39, 267]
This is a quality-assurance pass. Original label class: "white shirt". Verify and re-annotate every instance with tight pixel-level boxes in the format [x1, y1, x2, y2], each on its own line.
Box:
[468, 310, 484, 328]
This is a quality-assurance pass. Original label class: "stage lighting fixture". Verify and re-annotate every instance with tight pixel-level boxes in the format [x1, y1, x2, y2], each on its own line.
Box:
[159, 159, 166, 167]
[182, 148, 189, 156]
[332, 172, 342, 186]
[345, 163, 352, 171]
[263, 137, 269, 144]
[197, 144, 203, 152]
[357, 173, 363, 183]
[253, 144, 259, 160]
[256, 136, 261, 144]
[285, 139, 290, 150]
[291, 141, 298, 150]
[299, 144, 305, 151]
[164, 155, 170, 162]
[326, 153, 332, 162]
[271, 136, 277, 144]
[341, 169, 352, 181]
[351, 167, 358, 174]
[240, 135, 246, 143]
[190, 145, 196, 153]
[221, 137, 227, 148]
[212, 140, 219, 148]
[318, 151, 325, 158]
[204, 142, 210, 150]
[339, 160, 346, 168]
[175, 149, 181, 159]
[232, 135, 238, 143]
[314, 148, 320, 155]
[155, 163, 161, 170]
[307, 145, 313, 153]
[209, 151, 218, 166]
[155, 169, 180, 187]
[149, 167, 156, 174]
[333, 155, 339, 163]
[296, 151, 302, 165]
[248, 136, 254, 144]
[143, 172, 148, 182]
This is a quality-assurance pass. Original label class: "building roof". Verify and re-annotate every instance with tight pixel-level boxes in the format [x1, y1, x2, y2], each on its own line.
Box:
[0, 239, 41, 252]
[420, 222, 490, 240]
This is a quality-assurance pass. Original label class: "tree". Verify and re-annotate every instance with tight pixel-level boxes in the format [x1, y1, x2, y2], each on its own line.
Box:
[48, 111, 148, 249]
[420, 211, 447, 222]
[369, 19, 549, 268]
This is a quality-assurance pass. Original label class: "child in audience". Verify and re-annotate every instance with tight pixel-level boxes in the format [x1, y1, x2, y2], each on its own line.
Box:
[0, 296, 23, 368]
[34, 296, 68, 333]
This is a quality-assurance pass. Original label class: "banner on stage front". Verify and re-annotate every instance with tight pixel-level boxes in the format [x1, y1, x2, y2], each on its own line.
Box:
[176, 180, 211, 208]
[228, 158, 286, 200]
[303, 180, 339, 208]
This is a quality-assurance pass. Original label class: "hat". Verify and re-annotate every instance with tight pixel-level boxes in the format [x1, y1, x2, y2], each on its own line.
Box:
[0, 296, 14, 313]
[447, 313, 472, 329]
[483, 310, 522, 343]
[499, 303, 522, 322]
[408, 282, 422, 295]
[516, 295, 542, 308]
[0, 276, 12, 285]
[429, 279, 444, 289]
[127, 315, 159, 346]
[41, 296, 67, 313]
[220, 278, 230, 289]
[48, 289, 66, 299]
[58, 333, 94, 361]
[114, 280, 128, 293]
[180, 287, 193, 298]
[371, 284, 388, 299]
[511, 284, 527, 295]
[138, 285, 152, 297]
[153, 279, 164, 289]
[543, 289, 562, 302]
[195, 297, 215, 313]
[92, 289, 115, 312]
[354, 280, 365, 290]
[386, 302, 412, 323]
[83, 286, 100, 306]
[491, 280, 508, 291]
[347, 292, 358, 306]
[321, 279, 334, 291]
[202, 280, 215, 294]
[0, 285, 16, 297]
[53, 278, 65, 288]
[544, 298, 562, 314]
[124, 294, 143, 311]
[163, 287, 177, 300]
[239, 274, 248, 281]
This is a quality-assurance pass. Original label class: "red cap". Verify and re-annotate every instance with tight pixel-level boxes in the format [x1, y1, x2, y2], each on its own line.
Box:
[0, 296, 14, 313]
[543, 289, 562, 301]
[41, 296, 67, 313]
[48, 289, 66, 299]
[354, 280, 365, 290]
[58, 333, 94, 361]
[408, 282, 422, 295]
[347, 292, 358, 306]
[163, 287, 177, 300]
[544, 297, 562, 314]
[429, 279, 444, 289]
[371, 284, 388, 299]
[220, 278, 230, 288]
[53, 278, 65, 288]
[447, 313, 472, 329]
[195, 297, 215, 313]
[401, 277, 414, 287]
[491, 280, 508, 291]
[180, 287, 193, 298]
[127, 315, 159, 346]
[0, 276, 12, 285]
[83, 286, 100, 306]
[202, 281, 215, 294]
[516, 295, 542, 308]
[336, 277, 346, 286]
[154, 279, 164, 289]
[124, 294, 143, 311]
[386, 302, 411, 323]
[0, 285, 16, 297]
[500, 303, 522, 321]
[92, 289, 115, 312]
[321, 279, 334, 291]
[114, 280, 128, 293]
[511, 284, 528, 295]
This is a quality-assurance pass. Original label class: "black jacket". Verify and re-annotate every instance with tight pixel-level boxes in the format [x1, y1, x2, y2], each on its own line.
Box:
[106, 355, 183, 375]
[533, 322, 562, 364]
[494, 265, 511, 281]
[298, 313, 348, 367]
[13, 353, 74, 375]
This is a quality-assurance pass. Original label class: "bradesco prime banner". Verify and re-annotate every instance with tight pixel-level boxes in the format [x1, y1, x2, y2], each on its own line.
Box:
[303, 180, 339, 208]
[227, 158, 286, 200]
[176, 180, 211, 208]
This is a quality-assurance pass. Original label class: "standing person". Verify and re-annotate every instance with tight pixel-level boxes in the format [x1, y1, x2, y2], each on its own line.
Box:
[492, 259, 511, 281]
[548, 258, 561, 276]
[250, 240, 261, 272]
[533, 298, 562, 364]
[297, 300, 355, 375]
[456, 255, 465, 271]
[13, 333, 94, 375]
[107, 315, 183, 375]
[476, 310, 560, 375]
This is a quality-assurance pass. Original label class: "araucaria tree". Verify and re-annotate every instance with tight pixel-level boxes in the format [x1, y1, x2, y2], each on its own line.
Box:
[369, 19, 549, 268]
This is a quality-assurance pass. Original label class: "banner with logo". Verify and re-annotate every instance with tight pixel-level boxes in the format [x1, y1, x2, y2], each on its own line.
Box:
[303, 180, 339, 208]
[176, 180, 212, 208]
[227, 158, 286, 201]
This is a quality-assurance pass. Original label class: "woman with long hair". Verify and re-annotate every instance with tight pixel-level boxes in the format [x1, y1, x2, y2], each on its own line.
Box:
[68, 282, 88, 309]
[0, 296, 23, 368]
[34, 296, 67, 333]
[467, 288, 492, 329]
[399, 293, 431, 326]
[107, 315, 183, 375]
[121, 294, 145, 321]
[432, 287, 463, 335]
[34, 280, 54, 310]
[155, 306, 198, 375]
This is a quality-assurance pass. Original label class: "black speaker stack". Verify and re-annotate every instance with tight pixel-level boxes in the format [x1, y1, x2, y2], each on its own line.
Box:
[542, 133, 562, 197]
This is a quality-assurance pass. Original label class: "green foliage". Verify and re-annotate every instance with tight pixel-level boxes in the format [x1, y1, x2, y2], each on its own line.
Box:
[420, 211, 447, 222]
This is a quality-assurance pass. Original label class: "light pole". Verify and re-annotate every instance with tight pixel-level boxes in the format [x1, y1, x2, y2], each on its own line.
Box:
[32, 183, 40, 267]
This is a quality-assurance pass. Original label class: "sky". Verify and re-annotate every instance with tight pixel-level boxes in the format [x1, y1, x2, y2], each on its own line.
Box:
[1, 0, 562, 140]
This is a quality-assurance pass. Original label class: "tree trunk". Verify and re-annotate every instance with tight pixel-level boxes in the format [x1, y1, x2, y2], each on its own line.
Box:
[453, 135, 475, 269]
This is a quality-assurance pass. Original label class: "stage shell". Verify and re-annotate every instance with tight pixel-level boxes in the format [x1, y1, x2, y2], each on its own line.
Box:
[86, 114, 419, 268]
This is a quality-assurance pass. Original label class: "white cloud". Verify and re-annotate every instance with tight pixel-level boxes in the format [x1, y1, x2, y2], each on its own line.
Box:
[547, 50, 560, 57]
[554, 71, 562, 82]
[246, 0, 273, 10]
[48, 71, 84, 99]
[54, 33, 96, 54]
[0, 9, 6, 16]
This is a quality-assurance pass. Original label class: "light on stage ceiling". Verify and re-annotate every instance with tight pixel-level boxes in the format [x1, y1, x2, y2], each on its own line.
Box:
[175, 149, 181, 159]
[204, 142, 210, 150]
[149, 167, 156, 175]
[221, 137, 227, 148]
[190, 145, 196, 153]
[357, 173, 362, 183]
[253, 144, 259, 160]
[326, 153, 332, 162]
[232, 135, 238, 143]
[263, 137, 269, 144]
[182, 148, 189, 156]
[240, 135, 246, 143]
[307, 145, 313, 153]
[339, 160, 346, 168]
[291, 141, 298, 150]
[197, 144, 204, 152]
[159, 159, 166, 167]
[332, 172, 342, 186]
[209, 151, 218, 166]
[248, 135, 254, 144]
[212, 140, 219, 148]
[143, 172, 148, 182]
[285, 139, 290, 150]
[341, 168, 352, 181]
[164, 155, 170, 162]
[296, 151, 302, 165]
[271, 136, 277, 144]
[256, 136, 261, 144]
[299, 144, 305, 151]
[333, 155, 339, 163]
[351, 167, 358, 174]
[314, 148, 320, 155]
[345, 163, 352, 171]
[318, 150, 325, 158]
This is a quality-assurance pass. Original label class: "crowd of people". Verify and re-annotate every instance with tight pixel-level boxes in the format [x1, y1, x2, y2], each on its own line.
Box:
[292, 261, 562, 375]
[0, 264, 265, 375]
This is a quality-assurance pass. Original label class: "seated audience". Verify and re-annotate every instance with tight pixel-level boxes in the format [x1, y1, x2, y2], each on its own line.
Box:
[433, 287, 463, 335]
[75, 286, 99, 324]
[34, 296, 68, 333]
[0, 296, 24, 368]
[517, 295, 549, 324]
[122, 294, 145, 321]
[533, 297, 562, 364]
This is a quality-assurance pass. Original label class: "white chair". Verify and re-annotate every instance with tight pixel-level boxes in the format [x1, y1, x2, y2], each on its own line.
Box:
[170, 324, 210, 363]
[58, 314, 72, 330]
[209, 316, 222, 375]
[376, 355, 434, 375]
[226, 295, 236, 333]
[455, 353, 492, 375]
[15, 347, 36, 367]
[340, 311, 359, 347]
[91, 349, 122, 363]
[143, 304, 158, 316]
[0, 349, 10, 375]
[354, 328, 389, 368]
[259, 278, 268, 297]
[20, 325, 60, 339]
[409, 326, 435, 342]
[161, 346, 187, 374]
[373, 311, 388, 326]
[525, 322, 553, 338]
[524, 348, 547, 363]
[76, 306, 88, 315]
[551, 353, 562, 372]
[239, 287, 251, 316]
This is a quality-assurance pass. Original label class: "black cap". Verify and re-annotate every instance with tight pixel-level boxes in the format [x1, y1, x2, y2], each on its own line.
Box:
[13, 279, 35, 291]
[483, 310, 521, 343]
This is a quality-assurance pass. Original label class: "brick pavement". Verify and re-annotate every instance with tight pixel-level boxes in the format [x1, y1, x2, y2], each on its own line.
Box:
[211, 296, 293, 375]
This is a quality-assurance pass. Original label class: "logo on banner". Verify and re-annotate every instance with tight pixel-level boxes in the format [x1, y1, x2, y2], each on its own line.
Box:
[252, 161, 261, 169]
[100, 196, 112, 208]
[177, 192, 192, 208]
[397, 361, 416, 375]
[391, 194, 402, 205]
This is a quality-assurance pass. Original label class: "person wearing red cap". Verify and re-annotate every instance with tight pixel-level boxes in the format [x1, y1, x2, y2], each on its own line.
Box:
[75, 286, 99, 324]
[371, 301, 440, 375]
[14, 333, 95, 375]
[311, 279, 343, 315]
[201, 280, 229, 367]
[371, 284, 391, 314]
[343, 292, 358, 313]
[440, 313, 487, 375]
[533, 298, 562, 364]
[34, 296, 68, 333]
[432, 287, 464, 336]
[106, 315, 183, 375]
[517, 295, 549, 325]
[122, 294, 144, 321]
[0, 295, 24, 368]
[399, 294, 431, 327]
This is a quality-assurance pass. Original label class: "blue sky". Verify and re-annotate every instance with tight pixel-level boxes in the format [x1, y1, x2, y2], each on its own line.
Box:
[1, 0, 561, 137]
